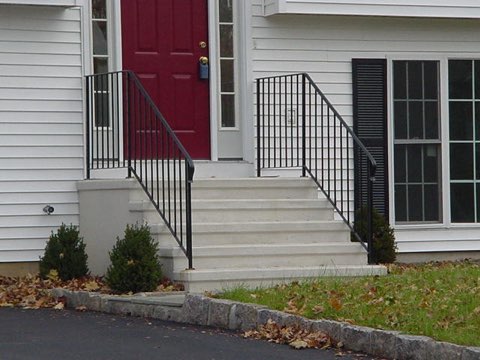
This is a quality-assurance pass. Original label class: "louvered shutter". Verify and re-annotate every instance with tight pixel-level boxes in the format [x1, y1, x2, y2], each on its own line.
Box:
[352, 59, 389, 218]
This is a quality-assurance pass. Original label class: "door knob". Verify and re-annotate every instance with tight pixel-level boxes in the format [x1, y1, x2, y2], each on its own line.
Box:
[199, 56, 209, 65]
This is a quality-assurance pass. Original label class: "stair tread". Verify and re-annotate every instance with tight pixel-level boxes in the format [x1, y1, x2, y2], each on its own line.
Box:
[175, 265, 387, 280]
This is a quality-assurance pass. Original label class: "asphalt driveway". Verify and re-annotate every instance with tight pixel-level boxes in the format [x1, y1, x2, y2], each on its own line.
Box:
[0, 308, 379, 360]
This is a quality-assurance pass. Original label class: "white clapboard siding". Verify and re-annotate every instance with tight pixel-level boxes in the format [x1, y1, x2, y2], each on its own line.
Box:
[0, 5, 84, 263]
[251, 0, 480, 253]
[264, 0, 480, 19]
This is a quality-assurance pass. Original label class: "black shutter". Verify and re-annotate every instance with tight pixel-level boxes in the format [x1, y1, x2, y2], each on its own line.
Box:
[352, 59, 388, 218]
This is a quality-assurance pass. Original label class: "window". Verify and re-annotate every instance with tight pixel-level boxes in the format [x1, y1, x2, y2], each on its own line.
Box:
[393, 61, 441, 223]
[449, 60, 480, 222]
[218, 0, 236, 128]
[91, 0, 109, 127]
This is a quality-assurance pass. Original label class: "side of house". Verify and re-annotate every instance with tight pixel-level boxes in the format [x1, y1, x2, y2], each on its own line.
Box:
[0, 2, 87, 274]
[251, 0, 480, 260]
[2, 0, 480, 275]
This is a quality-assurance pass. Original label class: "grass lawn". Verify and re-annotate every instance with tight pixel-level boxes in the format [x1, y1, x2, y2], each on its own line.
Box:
[217, 261, 480, 346]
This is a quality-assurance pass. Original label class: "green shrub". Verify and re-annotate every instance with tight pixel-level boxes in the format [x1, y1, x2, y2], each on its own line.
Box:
[353, 207, 397, 264]
[105, 224, 162, 293]
[39, 224, 89, 281]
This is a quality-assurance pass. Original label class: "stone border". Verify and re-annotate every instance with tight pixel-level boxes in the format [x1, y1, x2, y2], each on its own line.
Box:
[52, 290, 480, 360]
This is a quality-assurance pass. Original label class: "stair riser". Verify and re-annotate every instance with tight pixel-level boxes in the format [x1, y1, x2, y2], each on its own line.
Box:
[192, 187, 318, 200]
[141, 207, 333, 223]
[163, 253, 367, 272]
[155, 230, 350, 246]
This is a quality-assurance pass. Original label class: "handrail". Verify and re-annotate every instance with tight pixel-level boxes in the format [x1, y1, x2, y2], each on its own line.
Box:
[85, 70, 194, 268]
[256, 73, 377, 263]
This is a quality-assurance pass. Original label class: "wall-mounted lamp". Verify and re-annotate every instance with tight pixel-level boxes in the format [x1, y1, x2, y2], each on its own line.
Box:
[43, 205, 55, 215]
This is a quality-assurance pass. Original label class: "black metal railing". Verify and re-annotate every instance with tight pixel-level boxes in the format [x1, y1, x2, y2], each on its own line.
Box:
[256, 73, 376, 263]
[85, 70, 194, 268]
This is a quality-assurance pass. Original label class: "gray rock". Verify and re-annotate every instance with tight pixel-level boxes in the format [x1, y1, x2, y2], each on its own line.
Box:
[50, 288, 64, 298]
[109, 301, 134, 316]
[152, 306, 185, 323]
[310, 319, 342, 342]
[86, 294, 102, 312]
[207, 299, 233, 328]
[256, 309, 304, 327]
[341, 324, 373, 354]
[182, 294, 209, 326]
[230, 303, 265, 331]
[426, 341, 463, 360]
[257, 309, 286, 326]
[129, 304, 155, 318]
[395, 334, 434, 360]
[463, 347, 480, 360]
[370, 329, 399, 358]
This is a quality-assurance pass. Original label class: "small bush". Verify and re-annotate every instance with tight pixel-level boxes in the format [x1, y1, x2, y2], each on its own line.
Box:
[39, 224, 89, 281]
[353, 207, 397, 264]
[105, 224, 162, 293]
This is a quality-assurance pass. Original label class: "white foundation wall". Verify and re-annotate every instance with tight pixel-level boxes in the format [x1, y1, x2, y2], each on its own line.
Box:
[250, 0, 480, 255]
[0, 5, 84, 262]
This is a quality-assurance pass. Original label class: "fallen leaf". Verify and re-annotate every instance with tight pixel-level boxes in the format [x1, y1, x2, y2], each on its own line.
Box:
[289, 339, 308, 349]
[53, 302, 65, 310]
[75, 305, 87, 312]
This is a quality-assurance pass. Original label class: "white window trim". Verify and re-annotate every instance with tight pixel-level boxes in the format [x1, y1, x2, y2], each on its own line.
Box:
[388, 54, 480, 230]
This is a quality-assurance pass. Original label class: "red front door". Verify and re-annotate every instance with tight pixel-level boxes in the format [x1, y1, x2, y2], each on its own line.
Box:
[121, 0, 211, 159]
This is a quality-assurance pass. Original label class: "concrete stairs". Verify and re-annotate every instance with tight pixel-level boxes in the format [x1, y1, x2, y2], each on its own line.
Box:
[129, 178, 386, 292]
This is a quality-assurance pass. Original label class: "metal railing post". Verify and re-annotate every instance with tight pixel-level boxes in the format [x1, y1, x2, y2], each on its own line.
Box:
[85, 76, 91, 180]
[301, 74, 306, 177]
[256, 79, 261, 177]
[367, 161, 375, 264]
[186, 162, 194, 269]
[126, 73, 132, 178]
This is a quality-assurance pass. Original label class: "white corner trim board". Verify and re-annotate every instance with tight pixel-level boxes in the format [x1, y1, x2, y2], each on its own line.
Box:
[263, 0, 480, 19]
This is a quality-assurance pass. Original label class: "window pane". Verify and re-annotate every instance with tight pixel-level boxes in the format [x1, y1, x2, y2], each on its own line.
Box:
[221, 59, 234, 92]
[476, 60, 480, 99]
[92, 0, 106, 19]
[450, 143, 473, 180]
[424, 184, 440, 221]
[395, 185, 407, 222]
[94, 92, 109, 127]
[407, 145, 422, 182]
[425, 101, 439, 139]
[477, 184, 480, 222]
[449, 60, 473, 99]
[393, 61, 407, 99]
[424, 61, 439, 100]
[424, 145, 439, 183]
[408, 61, 423, 99]
[219, 0, 233, 22]
[220, 25, 233, 58]
[394, 145, 406, 183]
[94, 57, 108, 74]
[408, 184, 423, 221]
[451, 183, 475, 222]
[409, 101, 423, 139]
[394, 101, 407, 139]
[476, 102, 480, 140]
[93, 21, 108, 56]
[476, 144, 480, 180]
[221, 94, 235, 127]
[449, 101, 473, 140]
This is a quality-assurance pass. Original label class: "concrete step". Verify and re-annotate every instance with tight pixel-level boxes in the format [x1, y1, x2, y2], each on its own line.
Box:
[150, 220, 351, 246]
[160, 242, 367, 272]
[130, 198, 334, 223]
[191, 178, 319, 200]
[175, 265, 388, 292]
